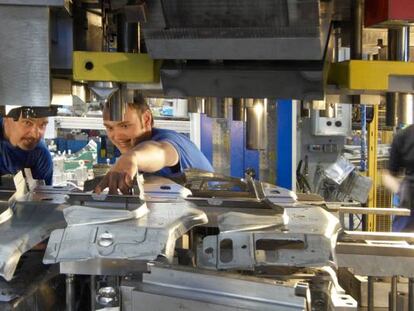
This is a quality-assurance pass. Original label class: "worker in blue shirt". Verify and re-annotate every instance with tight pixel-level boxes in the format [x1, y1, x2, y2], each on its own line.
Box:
[0, 107, 53, 185]
[383, 124, 414, 232]
[95, 94, 213, 194]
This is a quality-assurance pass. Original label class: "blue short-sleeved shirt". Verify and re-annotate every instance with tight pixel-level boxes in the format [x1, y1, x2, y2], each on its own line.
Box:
[151, 128, 213, 176]
[0, 118, 53, 185]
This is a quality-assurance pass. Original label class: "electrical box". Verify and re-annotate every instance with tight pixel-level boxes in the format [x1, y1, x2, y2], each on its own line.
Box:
[311, 104, 352, 136]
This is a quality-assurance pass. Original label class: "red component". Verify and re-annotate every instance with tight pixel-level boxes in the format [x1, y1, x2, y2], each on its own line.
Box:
[365, 0, 414, 27]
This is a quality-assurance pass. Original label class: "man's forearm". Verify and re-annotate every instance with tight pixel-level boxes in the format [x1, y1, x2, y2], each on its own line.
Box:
[382, 170, 402, 193]
[129, 141, 178, 172]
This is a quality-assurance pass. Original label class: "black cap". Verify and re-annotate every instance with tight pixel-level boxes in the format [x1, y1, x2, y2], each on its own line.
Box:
[4, 106, 58, 121]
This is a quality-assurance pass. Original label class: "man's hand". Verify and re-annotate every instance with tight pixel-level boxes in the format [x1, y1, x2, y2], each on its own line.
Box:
[95, 151, 138, 195]
[382, 170, 402, 194]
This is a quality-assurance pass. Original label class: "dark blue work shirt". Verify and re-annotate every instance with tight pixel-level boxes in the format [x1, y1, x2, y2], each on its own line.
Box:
[0, 118, 53, 185]
[151, 128, 213, 176]
[389, 125, 414, 232]
[392, 177, 414, 232]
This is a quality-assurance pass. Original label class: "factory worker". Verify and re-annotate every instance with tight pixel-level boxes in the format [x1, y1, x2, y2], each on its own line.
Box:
[95, 94, 213, 194]
[0, 107, 53, 185]
[383, 124, 414, 232]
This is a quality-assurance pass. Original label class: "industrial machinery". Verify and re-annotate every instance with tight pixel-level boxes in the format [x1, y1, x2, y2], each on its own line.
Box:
[1, 0, 414, 310]
[0, 170, 414, 310]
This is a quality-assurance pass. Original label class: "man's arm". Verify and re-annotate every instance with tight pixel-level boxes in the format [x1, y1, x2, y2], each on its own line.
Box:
[383, 131, 403, 193]
[31, 146, 53, 185]
[128, 140, 179, 172]
[382, 169, 402, 193]
[95, 140, 179, 194]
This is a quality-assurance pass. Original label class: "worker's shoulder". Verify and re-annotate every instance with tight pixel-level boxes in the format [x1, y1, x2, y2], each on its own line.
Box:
[393, 125, 414, 144]
[152, 128, 187, 141]
[405, 124, 414, 134]
[31, 141, 52, 159]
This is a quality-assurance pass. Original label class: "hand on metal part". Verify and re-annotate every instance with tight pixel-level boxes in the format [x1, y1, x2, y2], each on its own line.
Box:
[95, 151, 138, 195]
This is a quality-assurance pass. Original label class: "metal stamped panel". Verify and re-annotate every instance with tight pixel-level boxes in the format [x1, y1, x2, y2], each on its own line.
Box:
[0, 203, 65, 281]
[198, 206, 340, 270]
[43, 201, 208, 275]
[0, 6, 50, 106]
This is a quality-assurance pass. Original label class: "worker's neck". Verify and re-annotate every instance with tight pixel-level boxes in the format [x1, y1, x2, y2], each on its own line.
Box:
[140, 129, 152, 142]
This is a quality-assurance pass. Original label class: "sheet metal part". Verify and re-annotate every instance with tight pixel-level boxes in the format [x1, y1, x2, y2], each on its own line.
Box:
[325, 205, 411, 216]
[179, 169, 295, 204]
[0, 177, 145, 281]
[72, 175, 191, 202]
[2, 170, 411, 310]
[198, 206, 340, 270]
[143, 182, 192, 201]
[0, 174, 190, 280]
[121, 265, 308, 311]
[84, 174, 193, 201]
[328, 284, 358, 310]
[0, 202, 12, 225]
[217, 212, 288, 233]
[44, 200, 208, 275]
[0, 202, 65, 281]
[63, 204, 148, 226]
[0, 171, 367, 311]
[0, 175, 74, 281]
[66, 192, 144, 210]
[176, 169, 295, 226]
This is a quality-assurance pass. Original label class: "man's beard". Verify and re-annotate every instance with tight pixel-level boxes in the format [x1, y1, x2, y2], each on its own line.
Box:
[19, 138, 38, 150]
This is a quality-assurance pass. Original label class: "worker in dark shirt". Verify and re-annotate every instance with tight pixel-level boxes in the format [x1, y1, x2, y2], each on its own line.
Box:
[0, 108, 53, 185]
[95, 95, 213, 194]
[383, 124, 414, 232]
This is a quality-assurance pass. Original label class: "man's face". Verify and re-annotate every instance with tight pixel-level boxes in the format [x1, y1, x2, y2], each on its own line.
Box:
[103, 105, 152, 154]
[7, 116, 48, 150]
